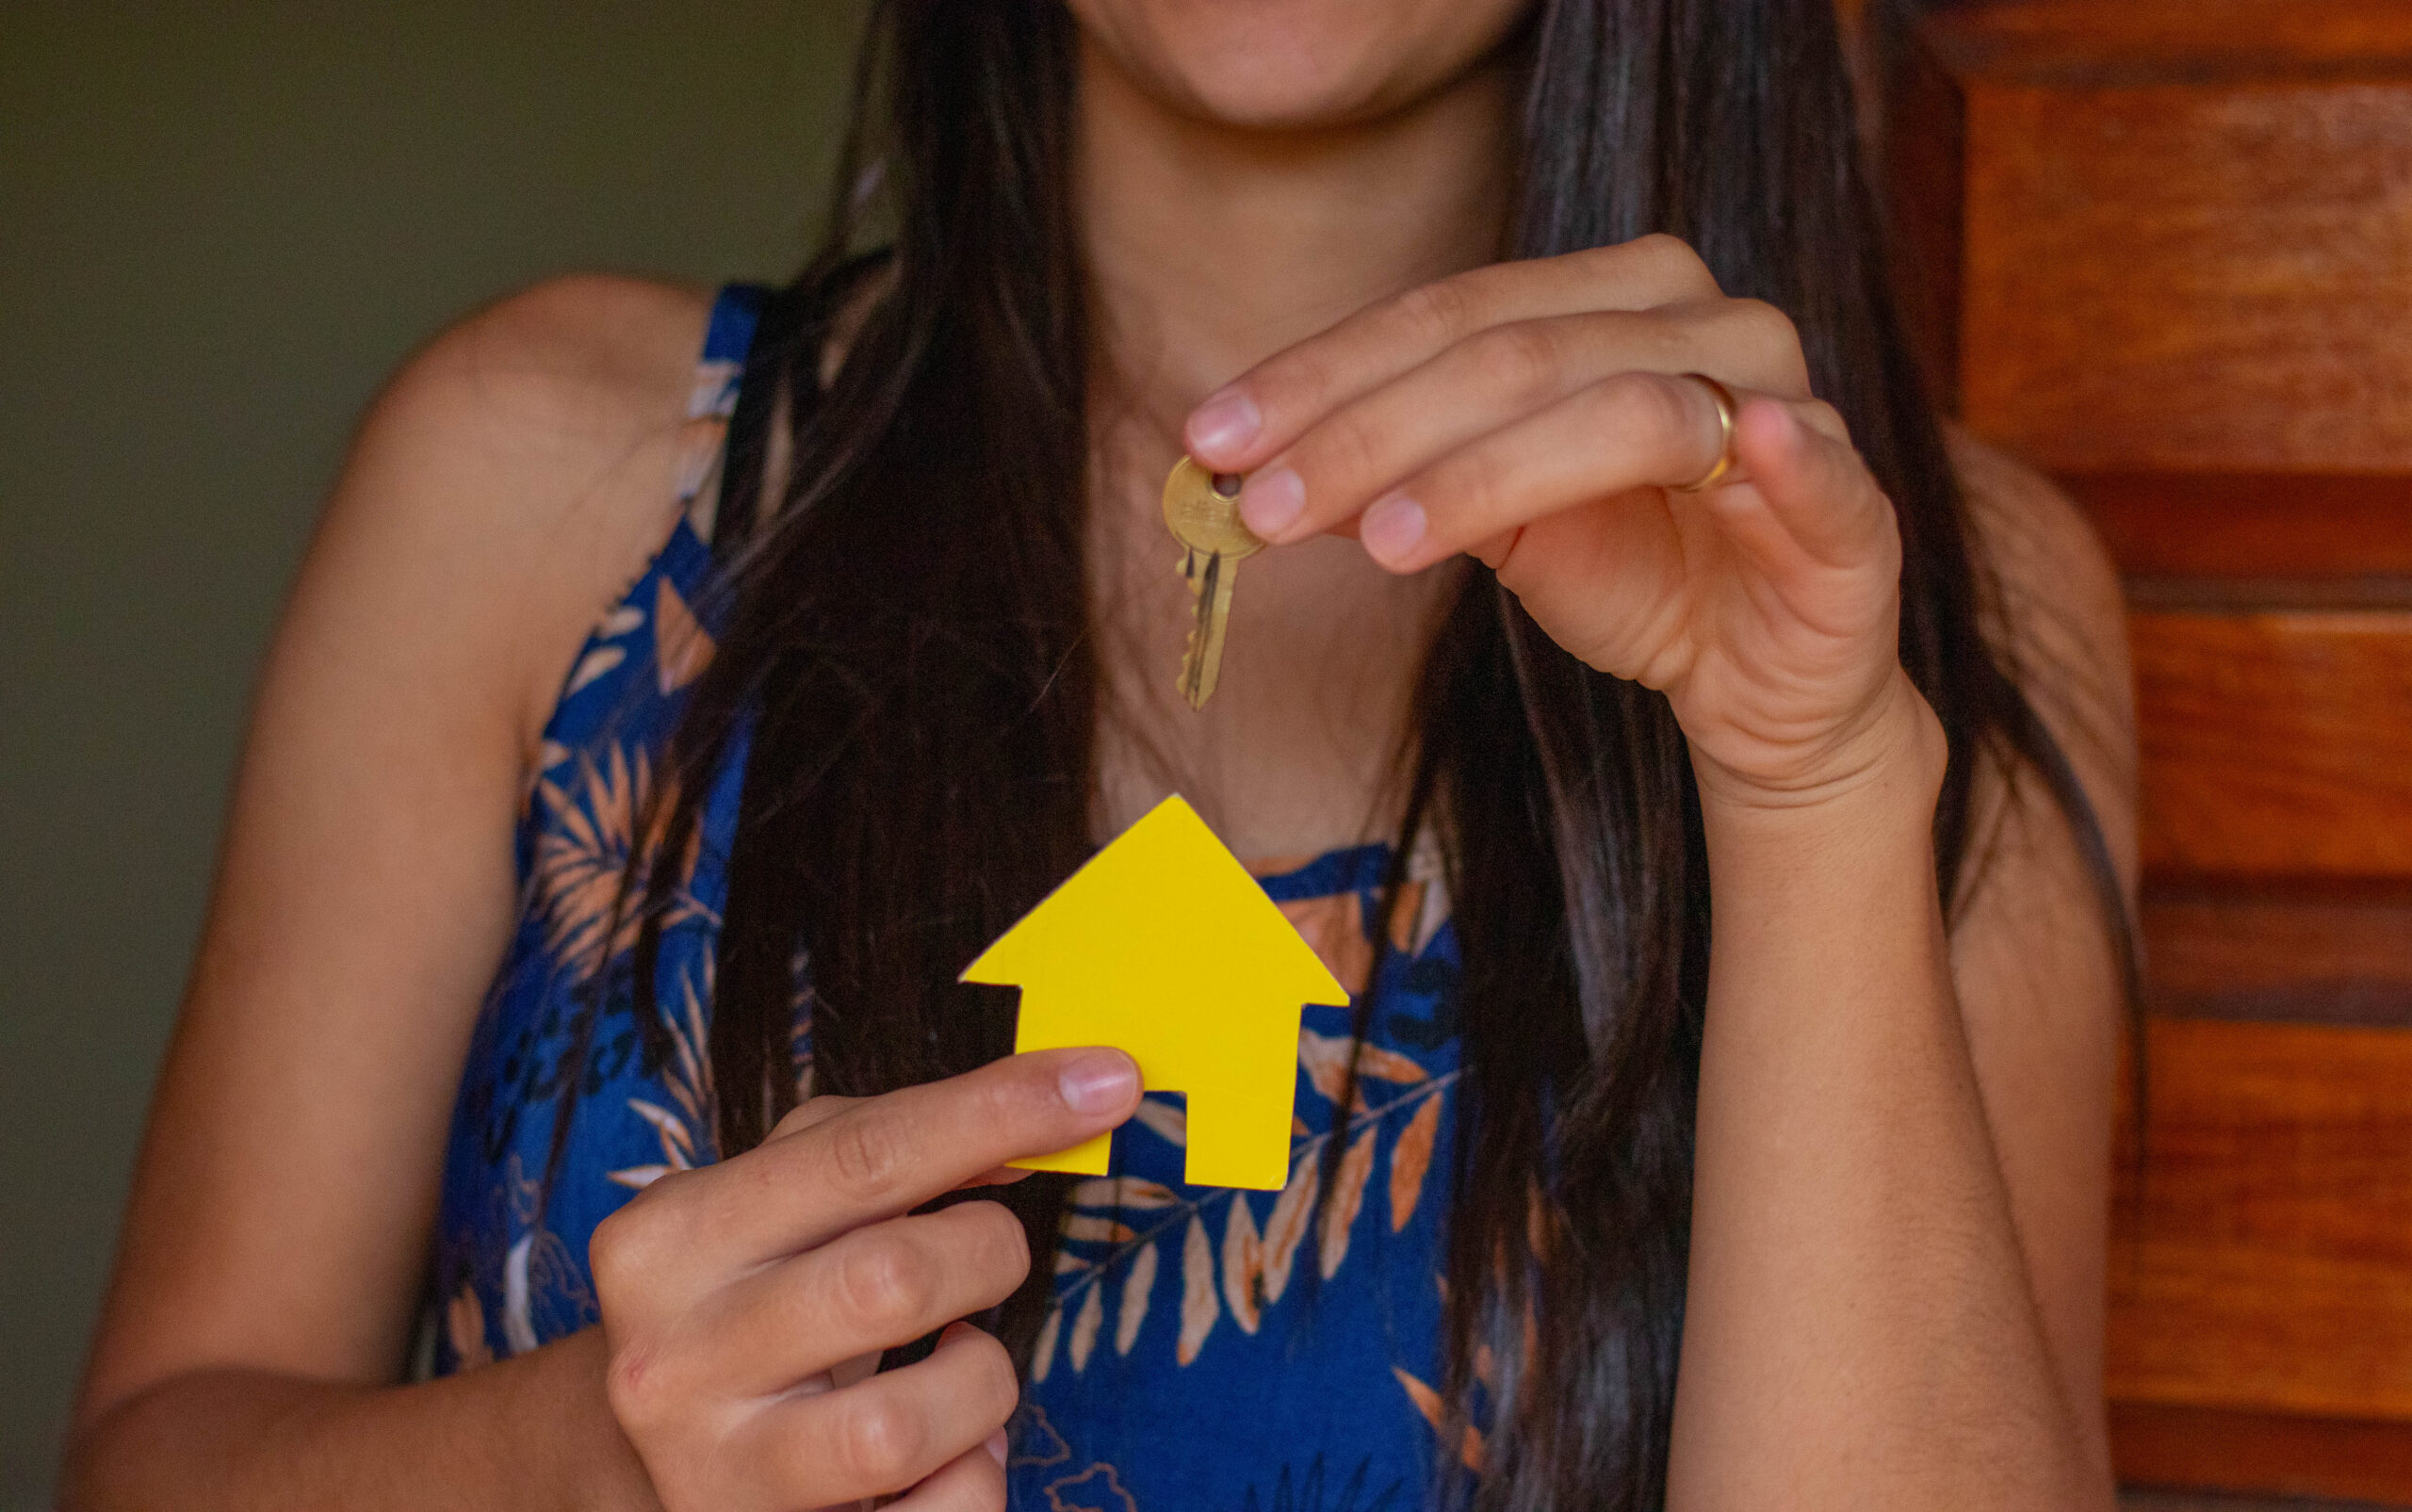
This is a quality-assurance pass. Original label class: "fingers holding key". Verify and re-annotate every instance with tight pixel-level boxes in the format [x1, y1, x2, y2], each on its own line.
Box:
[1345, 372, 1837, 575]
[1200, 301, 1813, 548]
[1185, 236, 1729, 475]
[1171, 231, 1925, 804]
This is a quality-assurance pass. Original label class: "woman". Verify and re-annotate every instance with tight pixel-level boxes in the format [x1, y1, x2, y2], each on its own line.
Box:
[65, 2, 2135, 1508]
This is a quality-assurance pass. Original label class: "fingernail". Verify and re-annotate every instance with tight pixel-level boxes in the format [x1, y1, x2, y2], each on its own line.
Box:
[1187, 390, 1261, 460]
[1058, 1050, 1139, 1115]
[985, 1429, 1009, 1468]
[1240, 468, 1304, 539]
[1360, 494, 1427, 566]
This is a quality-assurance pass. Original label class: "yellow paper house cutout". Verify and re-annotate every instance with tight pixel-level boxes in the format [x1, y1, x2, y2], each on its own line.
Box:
[960, 795, 1350, 1190]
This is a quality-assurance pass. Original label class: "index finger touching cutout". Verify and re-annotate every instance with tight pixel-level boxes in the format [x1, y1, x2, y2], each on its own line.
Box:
[684, 1048, 1141, 1269]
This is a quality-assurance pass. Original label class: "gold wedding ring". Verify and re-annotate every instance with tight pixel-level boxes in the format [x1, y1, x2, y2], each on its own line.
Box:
[1671, 372, 1744, 493]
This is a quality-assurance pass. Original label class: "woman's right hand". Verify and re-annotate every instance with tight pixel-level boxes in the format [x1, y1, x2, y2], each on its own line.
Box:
[591, 1047, 1142, 1512]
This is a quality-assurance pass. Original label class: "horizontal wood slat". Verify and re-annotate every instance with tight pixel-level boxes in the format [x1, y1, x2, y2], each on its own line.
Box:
[2109, 1019, 2412, 1453]
[1900, 5, 2412, 1502]
[2112, 1401, 2412, 1505]
[2133, 610, 2412, 878]
[2143, 884, 2412, 1026]
[1921, 0, 2412, 82]
[1956, 76, 2412, 474]
[2062, 472, 2412, 581]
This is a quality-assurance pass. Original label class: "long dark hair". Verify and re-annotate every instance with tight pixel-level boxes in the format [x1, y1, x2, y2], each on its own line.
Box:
[605, 3, 2128, 1508]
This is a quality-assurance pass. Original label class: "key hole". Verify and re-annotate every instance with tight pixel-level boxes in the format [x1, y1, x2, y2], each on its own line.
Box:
[1212, 472, 1243, 498]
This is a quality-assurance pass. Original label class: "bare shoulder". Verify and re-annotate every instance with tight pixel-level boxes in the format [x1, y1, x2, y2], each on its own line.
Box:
[1945, 424, 2137, 865]
[305, 274, 716, 750]
[1945, 425, 2127, 691]
[71, 278, 723, 1419]
[1935, 428, 2134, 1485]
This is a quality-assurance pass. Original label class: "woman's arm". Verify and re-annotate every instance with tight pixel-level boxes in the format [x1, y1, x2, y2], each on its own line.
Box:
[1944, 434, 2137, 1475]
[64, 276, 714, 1510]
[1671, 440, 2132, 1507]
[70, 271, 1137, 1512]
[67, 1334, 646, 1512]
[1182, 237, 2130, 1508]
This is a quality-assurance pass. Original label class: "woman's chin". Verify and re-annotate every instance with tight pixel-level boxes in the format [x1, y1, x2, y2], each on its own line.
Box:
[1069, 0, 1530, 136]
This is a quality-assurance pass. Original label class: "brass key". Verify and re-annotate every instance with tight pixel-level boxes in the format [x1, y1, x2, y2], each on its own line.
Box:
[1162, 456, 1263, 709]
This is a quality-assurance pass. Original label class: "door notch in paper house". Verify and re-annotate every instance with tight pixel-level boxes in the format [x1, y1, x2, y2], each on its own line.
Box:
[961, 795, 1350, 1190]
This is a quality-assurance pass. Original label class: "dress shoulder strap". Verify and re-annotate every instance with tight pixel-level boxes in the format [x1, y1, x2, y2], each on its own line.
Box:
[675, 284, 772, 537]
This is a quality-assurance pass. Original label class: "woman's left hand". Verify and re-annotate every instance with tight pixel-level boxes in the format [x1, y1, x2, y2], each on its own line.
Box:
[1183, 236, 1936, 809]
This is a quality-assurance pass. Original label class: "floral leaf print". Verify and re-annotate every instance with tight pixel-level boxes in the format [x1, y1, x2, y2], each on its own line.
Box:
[659, 968, 718, 1145]
[531, 744, 714, 972]
[1295, 1031, 1357, 1109]
[531, 743, 652, 963]
[653, 575, 715, 695]
[1068, 1277, 1105, 1374]
[1393, 830, 1452, 955]
[531, 742, 643, 959]
[1062, 1214, 1137, 1244]
[1261, 1152, 1321, 1306]
[1278, 894, 1375, 997]
[1071, 1177, 1180, 1211]
[1223, 1455, 1403, 1512]
[609, 965, 719, 1193]
[446, 1285, 494, 1372]
[1132, 1097, 1188, 1146]
[565, 644, 627, 696]
[1039, 1070, 1457, 1376]
[1116, 1242, 1156, 1357]
[1393, 1367, 1485, 1474]
[1009, 1404, 1073, 1469]
[1031, 1304, 1064, 1384]
[1319, 1127, 1377, 1280]
[1389, 1092, 1442, 1232]
[1296, 1030, 1427, 1109]
[1042, 1463, 1139, 1512]
[599, 603, 646, 639]
[625, 1099, 695, 1162]
[1178, 1213, 1218, 1364]
[1220, 1196, 1263, 1335]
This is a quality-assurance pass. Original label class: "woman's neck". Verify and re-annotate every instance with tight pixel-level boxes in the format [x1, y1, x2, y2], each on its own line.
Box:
[1076, 27, 1516, 430]
[1074, 29, 1516, 858]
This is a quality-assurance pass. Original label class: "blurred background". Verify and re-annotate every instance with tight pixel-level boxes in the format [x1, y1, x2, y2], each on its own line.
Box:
[0, 5, 866, 1503]
[5, 4, 2409, 1511]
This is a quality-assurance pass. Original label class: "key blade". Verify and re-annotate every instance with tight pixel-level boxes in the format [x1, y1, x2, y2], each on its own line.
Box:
[1182, 551, 1239, 709]
[1179, 550, 1221, 708]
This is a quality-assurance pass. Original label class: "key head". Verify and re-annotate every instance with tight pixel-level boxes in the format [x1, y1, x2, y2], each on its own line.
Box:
[1162, 456, 1265, 561]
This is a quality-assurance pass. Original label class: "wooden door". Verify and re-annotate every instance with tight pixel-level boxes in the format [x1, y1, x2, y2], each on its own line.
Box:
[1887, 2, 2412, 1503]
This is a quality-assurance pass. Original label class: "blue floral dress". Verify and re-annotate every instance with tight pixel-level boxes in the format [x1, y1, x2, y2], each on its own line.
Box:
[429, 286, 1475, 1511]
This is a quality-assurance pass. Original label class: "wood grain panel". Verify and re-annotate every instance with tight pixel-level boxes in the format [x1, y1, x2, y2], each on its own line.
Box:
[2133, 610, 2412, 877]
[1955, 77, 2412, 473]
[2112, 1402, 2412, 1505]
[2062, 473, 2412, 580]
[2143, 884, 2412, 1026]
[2108, 1019, 2412, 1428]
[1921, 0, 2412, 81]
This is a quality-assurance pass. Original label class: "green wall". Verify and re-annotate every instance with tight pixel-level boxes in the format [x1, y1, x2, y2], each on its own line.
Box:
[0, 6, 865, 1501]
